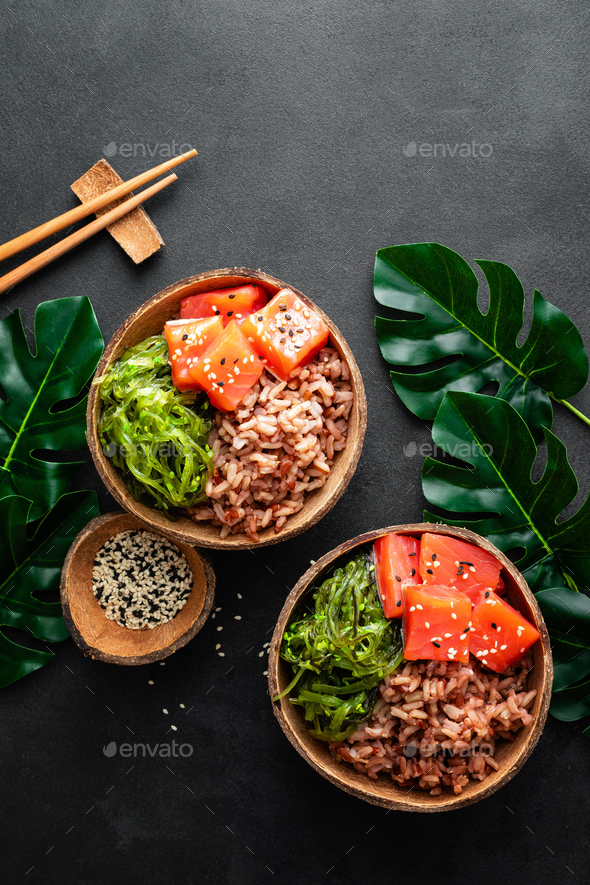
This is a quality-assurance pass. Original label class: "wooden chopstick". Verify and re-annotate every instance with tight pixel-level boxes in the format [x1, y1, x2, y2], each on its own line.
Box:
[0, 148, 197, 264]
[0, 173, 177, 296]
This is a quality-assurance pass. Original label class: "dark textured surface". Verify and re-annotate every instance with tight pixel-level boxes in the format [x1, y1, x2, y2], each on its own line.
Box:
[1, 1, 590, 882]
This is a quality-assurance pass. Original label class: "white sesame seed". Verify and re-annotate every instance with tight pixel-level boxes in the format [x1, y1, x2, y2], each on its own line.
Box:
[171, 725, 177, 731]
[234, 615, 242, 620]
[409, 606, 416, 612]
[416, 604, 423, 610]
[451, 613, 457, 619]
[180, 704, 185, 709]
[500, 645, 507, 651]
[218, 652, 225, 657]
[148, 680, 154, 685]
[217, 626, 223, 631]
[163, 709, 168, 714]
[215, 643, 221, 650]
[425, 621, 430, 629]
[263, 670, 268, 676]
[237, 593, 242, 599]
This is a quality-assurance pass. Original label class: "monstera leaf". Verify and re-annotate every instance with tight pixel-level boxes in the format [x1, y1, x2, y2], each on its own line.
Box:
[0, 297, 104, 520]
[0, 490, 98, 688]
[421, 391, 590, 595]
[374, 243, 589, 441]
[535, 587, 590, 722]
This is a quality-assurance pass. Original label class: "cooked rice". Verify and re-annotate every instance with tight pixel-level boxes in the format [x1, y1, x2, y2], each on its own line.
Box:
[329, 654, 536, 796]
[185, 346, 352, 541]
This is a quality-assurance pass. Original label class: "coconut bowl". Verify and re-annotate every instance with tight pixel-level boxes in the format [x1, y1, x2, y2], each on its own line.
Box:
[87, 268, 367, 549]
[268, 523, 552, 812]
[60, 511, 215, 665]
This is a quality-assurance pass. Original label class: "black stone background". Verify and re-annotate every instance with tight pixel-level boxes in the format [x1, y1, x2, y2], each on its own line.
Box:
[1, 1, 590, 882]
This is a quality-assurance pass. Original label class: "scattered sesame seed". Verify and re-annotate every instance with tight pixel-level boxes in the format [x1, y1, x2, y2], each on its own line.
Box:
[217, 626, 223, 631]
[163, 709, 168, 715]
[171, 725, 177, 731]
[234, 615, 242, 620]
[148, 680, 154, 685]
[237, 593, 242, 599]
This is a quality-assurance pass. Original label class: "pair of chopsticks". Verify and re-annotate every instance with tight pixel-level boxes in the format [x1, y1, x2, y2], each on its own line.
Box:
[0, 149, 197, 296]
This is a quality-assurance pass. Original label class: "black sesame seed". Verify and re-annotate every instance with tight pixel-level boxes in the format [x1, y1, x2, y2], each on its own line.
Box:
[258, 315, 263, 321]
[227, 311, 233, 316]
[215, 310, 221, 315]
[279, 327, 286, 333]
[285, 314, 291, 320]
[491, 622, 497, 630]
[433, 641, 441, 648]
[396, 600, 402, 607]
[229, 293, 236, 299]
[234, 357, 239, 363]
[280, 338, 286, 344]
[296, 328, 303, 333]
[432, 553, 437, 560]
[408, 552, 416, 556]
[426, 568, 433, 574]
[279, 305, 287, 311]
[459, 561, 473, 566]
[258, 354, 263, 359]
[182, 334, 188, 340]
[218, 381, 225, 387]
[411, 568, 416, 577]
[395, 575, 401, 582]
[289, 330, 294, 337]
[485, 591, 490, 598]
[221, 358, 226, 365]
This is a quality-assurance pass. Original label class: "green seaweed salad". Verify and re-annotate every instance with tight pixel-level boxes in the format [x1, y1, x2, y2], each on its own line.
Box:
[97, 336, 213, 515]
[276, 551, 403, 741]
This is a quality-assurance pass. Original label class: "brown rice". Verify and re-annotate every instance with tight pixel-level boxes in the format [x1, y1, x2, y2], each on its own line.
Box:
[184, 346, 352, 541]
[330, 654, 536, 795]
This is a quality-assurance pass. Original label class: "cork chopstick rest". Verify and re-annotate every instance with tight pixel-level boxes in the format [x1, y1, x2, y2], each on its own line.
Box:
[72, 159, 165, 264]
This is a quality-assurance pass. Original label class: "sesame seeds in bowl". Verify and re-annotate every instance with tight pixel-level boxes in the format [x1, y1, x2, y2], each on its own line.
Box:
[60, 512, 215, 666]
[92, 530, 193, 631]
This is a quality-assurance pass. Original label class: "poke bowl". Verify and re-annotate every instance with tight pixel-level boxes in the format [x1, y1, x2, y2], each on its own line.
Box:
[87, 268, 367, 549]
[268, 523, 552, 811]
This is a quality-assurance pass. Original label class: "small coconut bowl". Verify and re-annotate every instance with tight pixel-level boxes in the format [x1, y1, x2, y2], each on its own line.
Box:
[87, 268, 367, 549]
[268, 523, 552, 812]
[60, 511, 215, 665]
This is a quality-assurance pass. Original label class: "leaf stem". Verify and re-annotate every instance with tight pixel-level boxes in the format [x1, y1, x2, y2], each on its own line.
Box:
[555, 397, 590, 429]
[563, 571, 580, 593]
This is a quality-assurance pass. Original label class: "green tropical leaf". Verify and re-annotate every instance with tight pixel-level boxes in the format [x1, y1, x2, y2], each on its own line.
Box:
[374, 243, 589, 440]
[421, 391, 590, 595]
[0, 296, 104, 520]
[536, 588, 590, 696]
[0, 490, 98, 688]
